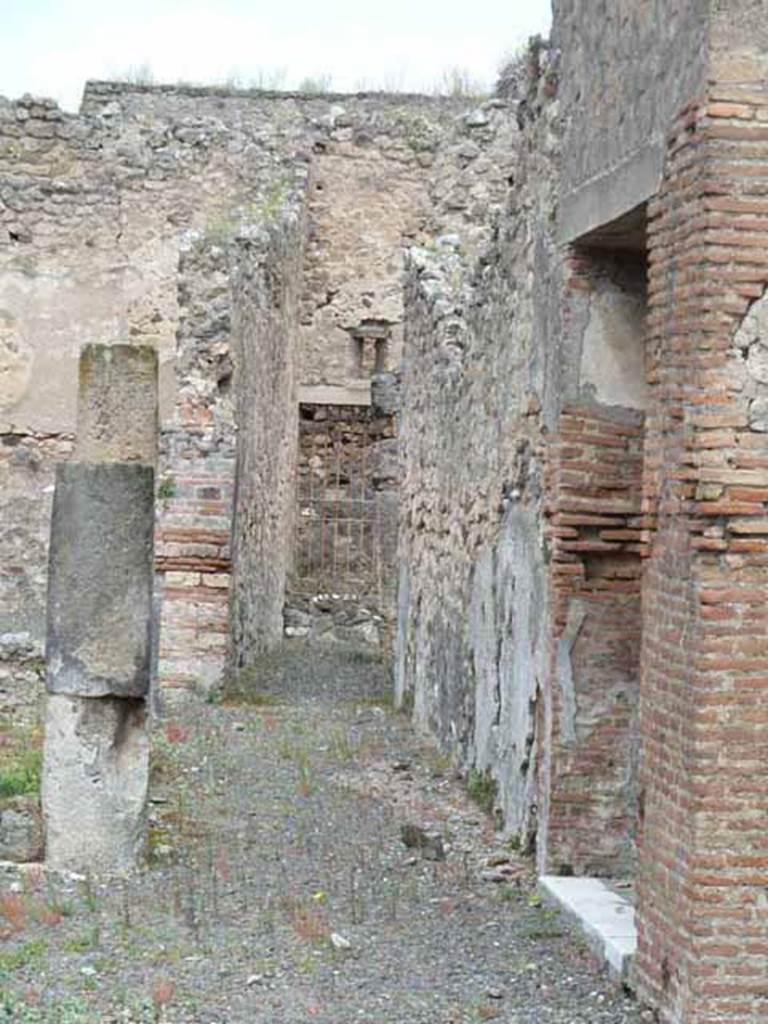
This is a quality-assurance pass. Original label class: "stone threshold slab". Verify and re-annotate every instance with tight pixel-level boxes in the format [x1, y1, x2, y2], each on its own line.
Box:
[539, 875, 636, 983]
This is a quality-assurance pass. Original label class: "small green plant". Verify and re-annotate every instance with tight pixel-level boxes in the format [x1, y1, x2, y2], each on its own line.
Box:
[63, 924, 100, 953]
[467, 767, 497, 814]
[297, 74, 333, 95]
[295, 749, 314, 797]
[328, 727, 356, 763]
[0, 747, 42, 799]
[0, 938, 46, 975]
[157, 475, 176, 501]
[432, 66, 489, 99]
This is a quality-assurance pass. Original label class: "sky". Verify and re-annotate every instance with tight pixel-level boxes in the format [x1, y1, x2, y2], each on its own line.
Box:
[1, 0, 552, 111]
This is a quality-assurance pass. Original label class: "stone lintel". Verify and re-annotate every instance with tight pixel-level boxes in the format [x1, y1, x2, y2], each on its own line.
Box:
[558, 142, 662, 246]
[298, 383, 371, 407]
[46, 462, 154, 698]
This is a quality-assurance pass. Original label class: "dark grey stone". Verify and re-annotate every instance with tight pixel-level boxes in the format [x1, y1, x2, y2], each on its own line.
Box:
[45, 462, 155, 698]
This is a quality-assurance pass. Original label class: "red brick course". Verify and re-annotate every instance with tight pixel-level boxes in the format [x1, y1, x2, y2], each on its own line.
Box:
[155, 458, 234, 695]
[542, 402, 644, 876]
[635, 88, 768, 1024]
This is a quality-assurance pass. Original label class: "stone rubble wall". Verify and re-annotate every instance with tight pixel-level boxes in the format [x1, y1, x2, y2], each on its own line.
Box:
[0, 81, 513, 704]
[553, 0, 709, 237]
[229, 195, 308, 666]
[398, 45, 648, 876]
[397, 60, 559, 849]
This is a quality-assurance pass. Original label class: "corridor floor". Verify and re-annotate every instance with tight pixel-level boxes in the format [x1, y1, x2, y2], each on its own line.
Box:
[0, 645, 647, 1023]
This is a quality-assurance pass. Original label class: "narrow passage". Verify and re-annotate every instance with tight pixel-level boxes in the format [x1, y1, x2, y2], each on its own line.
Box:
[1, 647, 647, 1024]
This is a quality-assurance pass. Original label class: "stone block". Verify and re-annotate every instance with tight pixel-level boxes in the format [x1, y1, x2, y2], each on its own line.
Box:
[42, 694, 149, 874]
[0, 796, 43, 862]
[75, 344, 158, 466]
[46, 463, 154, 698]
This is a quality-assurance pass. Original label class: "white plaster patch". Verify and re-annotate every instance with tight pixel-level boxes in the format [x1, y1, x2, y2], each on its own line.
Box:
[0, 311, 32, 411]
[580, 286, 646, 410]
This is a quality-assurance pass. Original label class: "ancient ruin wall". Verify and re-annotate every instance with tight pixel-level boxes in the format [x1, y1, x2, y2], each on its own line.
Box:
[634, 74, 768, 1024]
[229, 199, 307, 664]
[399, 45, 651, 877]
[153, 239, 237, 697]
[0, 83, 494, 699]
[553, 0, 709, 240]
[397, 70, 559, 847]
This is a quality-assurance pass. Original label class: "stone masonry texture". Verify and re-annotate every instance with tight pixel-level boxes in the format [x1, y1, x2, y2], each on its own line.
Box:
[0, 81, 511, 697]
[43, 343, 156, 873]
[5, 1, 768, 1019]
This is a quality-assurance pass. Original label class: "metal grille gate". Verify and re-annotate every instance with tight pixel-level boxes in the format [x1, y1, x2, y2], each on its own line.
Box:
[294, 404, 391, 598]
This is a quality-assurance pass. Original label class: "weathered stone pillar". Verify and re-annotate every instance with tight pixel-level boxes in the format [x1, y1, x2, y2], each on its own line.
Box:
[42, 344, 157, 874]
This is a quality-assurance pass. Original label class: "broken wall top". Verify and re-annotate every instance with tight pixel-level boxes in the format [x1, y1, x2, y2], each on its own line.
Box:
[0, 82, 517, 436]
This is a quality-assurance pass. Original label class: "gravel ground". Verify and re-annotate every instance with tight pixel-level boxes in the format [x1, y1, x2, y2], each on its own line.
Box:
[0, 645, 649, 1023]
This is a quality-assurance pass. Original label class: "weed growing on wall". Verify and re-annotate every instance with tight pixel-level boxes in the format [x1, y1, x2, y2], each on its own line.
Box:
[297, 74, 333, 95]
[467, 767, 497, 814]
[0, 718, 42, 799]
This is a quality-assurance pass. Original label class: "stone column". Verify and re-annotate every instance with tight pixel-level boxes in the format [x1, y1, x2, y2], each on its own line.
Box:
[42, 344, 157, 874]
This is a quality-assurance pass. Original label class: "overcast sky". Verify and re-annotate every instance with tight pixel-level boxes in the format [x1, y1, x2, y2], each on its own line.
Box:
[2, 0, 552, 111]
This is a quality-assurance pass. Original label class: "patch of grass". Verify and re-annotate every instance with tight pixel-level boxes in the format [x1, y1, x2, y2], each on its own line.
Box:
[295, 750, 314, 797]
[282, 896, 329, 944]
[112, 63, 155, 86]
[327, 727, 356, 763]
[467, 767, 497, 814]
[0, 749, 42, 799]
[63, 924, 100, 954]
[350, 692, 394, 709]
[0, 892, 27, 932]
[223, 689, 282, 709]
[245, 68, 288, 91]
[0, 718, 43, 799]
[499, 884, 521, 903]
[0, 938, 46, 974]
[432, 66, 490, 99]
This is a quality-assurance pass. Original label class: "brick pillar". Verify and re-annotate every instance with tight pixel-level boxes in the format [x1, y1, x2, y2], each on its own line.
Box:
[636, 93, 768, 1024]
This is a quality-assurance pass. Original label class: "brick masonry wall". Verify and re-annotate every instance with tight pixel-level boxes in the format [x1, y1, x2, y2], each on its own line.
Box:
[635, 89, 768, 1024]
[154, 240, 236, 698]
[542, 404, 644, 876]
